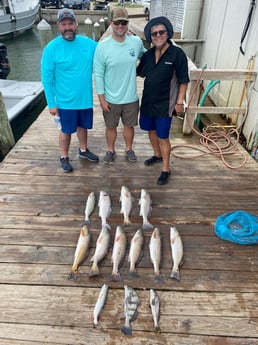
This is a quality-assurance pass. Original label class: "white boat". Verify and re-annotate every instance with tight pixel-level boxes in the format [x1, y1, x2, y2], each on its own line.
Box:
[0, 0, 40, 39]
[0, 79, 44, 122]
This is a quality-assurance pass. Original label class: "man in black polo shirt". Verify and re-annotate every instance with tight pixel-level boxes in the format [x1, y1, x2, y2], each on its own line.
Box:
[137, 16, 189, 185]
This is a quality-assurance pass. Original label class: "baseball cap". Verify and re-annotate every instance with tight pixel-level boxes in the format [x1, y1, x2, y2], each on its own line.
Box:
[111, 7, 129, 22]
[57, 8, 76, 22]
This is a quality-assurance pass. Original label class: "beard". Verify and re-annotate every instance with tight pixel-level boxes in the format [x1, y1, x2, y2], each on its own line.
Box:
[62, 30, 76, 41]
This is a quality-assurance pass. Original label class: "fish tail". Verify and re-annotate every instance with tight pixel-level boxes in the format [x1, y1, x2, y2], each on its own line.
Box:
[88, 265, 100, 277]
[155, 325, 161, 333]
[128, 270, 139, 279]
[109, 272, 122, 282]
[123, 217, 131, 226]
[121, 325, 132, 336]
[68, 270, 78, 281]
[170, 268, 181, 281]
[102, 222, 111, 230]
[154, 274, 163, 283]
[93, 317, 98, 327]
[142, 221, 153, 230]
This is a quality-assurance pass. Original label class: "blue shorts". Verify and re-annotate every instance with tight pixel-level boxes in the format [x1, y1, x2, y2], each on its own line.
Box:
[139, 114, 173, 139]
[58, 108, 93, 134]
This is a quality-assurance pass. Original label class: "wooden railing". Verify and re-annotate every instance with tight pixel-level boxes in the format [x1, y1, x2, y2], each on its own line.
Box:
[183, 63, 257, 134]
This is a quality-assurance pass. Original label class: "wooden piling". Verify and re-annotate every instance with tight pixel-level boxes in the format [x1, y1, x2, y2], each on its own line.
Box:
[0, 92, 15, 158]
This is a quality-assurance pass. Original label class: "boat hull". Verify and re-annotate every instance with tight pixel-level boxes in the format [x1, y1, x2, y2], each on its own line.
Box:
[0, 79, 46, 142]
[0, 2, 40, 40]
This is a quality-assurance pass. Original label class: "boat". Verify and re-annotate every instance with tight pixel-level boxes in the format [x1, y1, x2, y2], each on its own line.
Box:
[0, 79, 46, 142]
[0, 0, 40, 40]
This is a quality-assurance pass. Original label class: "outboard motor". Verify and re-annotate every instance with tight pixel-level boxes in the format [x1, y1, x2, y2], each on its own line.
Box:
[0, 43, 10, 79]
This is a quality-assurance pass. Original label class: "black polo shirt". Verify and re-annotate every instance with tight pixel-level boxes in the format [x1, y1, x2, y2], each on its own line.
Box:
[137, 41, 189, 118]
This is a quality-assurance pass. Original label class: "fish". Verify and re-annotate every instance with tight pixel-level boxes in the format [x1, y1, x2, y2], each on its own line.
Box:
[149, 289, 161, 332]
[68, 225, 91, 281]
[138, 188, 153, 230]
[84, 191, 96, 225]
[98, 191, 112, 229]
[121, 285, 140, 336]
[170, 226, 184, 281]
[149, 227, 163, 282]
[93, 284, 109, 327]
[120, 185, 134, 226]
[88, 225, 110, 277]
[128, 229, 144, 278]
[110, 225, 127, 282]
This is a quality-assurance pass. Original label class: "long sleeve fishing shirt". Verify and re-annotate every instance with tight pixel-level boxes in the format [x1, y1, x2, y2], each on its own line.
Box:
[41, 35, 97, 110]
[93, 34, 146, 104]
[137, 41, 190, 117]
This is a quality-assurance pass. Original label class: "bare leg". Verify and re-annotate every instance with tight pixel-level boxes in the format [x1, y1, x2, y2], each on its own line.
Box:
[123, 125, 134, 151]
[158, 138, 171, 171]
[77, 127, 88, 150]
[59, 132, 71, 157]
[106, 127, 117, 152]
[148, 130, 162, 157]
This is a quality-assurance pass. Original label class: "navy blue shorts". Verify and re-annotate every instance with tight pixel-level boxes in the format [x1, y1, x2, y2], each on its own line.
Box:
[139, 114, 173, 139]
[58, 108, 93, 134]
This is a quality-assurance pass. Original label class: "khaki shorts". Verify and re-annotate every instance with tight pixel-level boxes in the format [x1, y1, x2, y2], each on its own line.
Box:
[103, 100, 139, 128]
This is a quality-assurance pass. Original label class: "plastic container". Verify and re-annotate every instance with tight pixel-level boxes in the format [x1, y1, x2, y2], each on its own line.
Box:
[54, 115, 62, 130]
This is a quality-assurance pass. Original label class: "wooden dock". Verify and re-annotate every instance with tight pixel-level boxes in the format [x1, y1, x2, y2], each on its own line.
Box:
[0, 80, 257, 344]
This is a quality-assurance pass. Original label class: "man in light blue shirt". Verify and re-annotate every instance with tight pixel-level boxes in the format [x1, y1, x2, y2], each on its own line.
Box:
[41, 8, 99, 172]
[94, 7, 146, 163]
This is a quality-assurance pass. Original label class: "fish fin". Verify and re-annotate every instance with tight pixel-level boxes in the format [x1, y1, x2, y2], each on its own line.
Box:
[121, 325, 132, 336]
[109, 272, 122, 282]
[68, 271, 78, 282]
[130, 310, 138, 323]
[154, 275, 164, 283]
[88, 266, 100, 277]
[142, 221, 153, 230]
[128, 271, 139, 279]
[155, 325, 161, 333]
[170, 269, 181, 281]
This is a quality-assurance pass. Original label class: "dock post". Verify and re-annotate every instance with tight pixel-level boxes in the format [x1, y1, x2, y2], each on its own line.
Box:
[99, 18, 105, 36]
[37, 19, 53, 49]
[84, 18, 93, 39]
[93, 22, 101, 41]
[0, 92, 15, 158]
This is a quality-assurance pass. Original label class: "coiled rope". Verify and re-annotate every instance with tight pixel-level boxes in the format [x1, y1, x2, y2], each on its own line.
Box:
[214, 210, 258, 245]
[171, 58, 255, 169]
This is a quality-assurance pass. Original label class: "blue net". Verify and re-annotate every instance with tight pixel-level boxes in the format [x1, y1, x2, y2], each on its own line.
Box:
[214, 210, 258, 245]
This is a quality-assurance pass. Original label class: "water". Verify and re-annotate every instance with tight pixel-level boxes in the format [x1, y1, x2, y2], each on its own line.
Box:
[5, 26, 43, 81]
[4, 24, 95, 81]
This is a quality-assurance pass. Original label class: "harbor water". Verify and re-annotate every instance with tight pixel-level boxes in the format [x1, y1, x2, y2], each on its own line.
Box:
[4, 23, 100, 81]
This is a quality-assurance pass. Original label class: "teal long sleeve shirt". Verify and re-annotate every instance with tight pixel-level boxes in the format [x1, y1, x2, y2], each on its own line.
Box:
[93, 34, 146, 104]
[41, 35, 97, 110]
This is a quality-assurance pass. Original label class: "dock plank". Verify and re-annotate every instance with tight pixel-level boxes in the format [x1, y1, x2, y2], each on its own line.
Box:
[0, 75, 257, 344]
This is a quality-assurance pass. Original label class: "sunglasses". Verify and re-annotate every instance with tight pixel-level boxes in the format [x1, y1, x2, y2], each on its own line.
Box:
[113, 20, 128, 26]
[151, 30, 167, 37]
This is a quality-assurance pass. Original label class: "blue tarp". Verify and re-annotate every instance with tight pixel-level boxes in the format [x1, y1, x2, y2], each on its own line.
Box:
[214, 210, 258, 245]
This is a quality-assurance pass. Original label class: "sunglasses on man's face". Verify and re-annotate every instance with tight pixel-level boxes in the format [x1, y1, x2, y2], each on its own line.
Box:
[113, 20, 128, 26]
[151, 30, 167, 37]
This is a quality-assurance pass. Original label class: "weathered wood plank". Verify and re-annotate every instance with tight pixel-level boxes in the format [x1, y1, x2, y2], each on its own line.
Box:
[0, 64, 257, 344]
[0, 285, 258, 338]
[189, 69, 257, 81]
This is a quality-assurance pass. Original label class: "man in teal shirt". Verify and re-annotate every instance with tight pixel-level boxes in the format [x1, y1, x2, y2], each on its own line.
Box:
[41, 8, 99, 172]
[94, 7, 146, 163]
